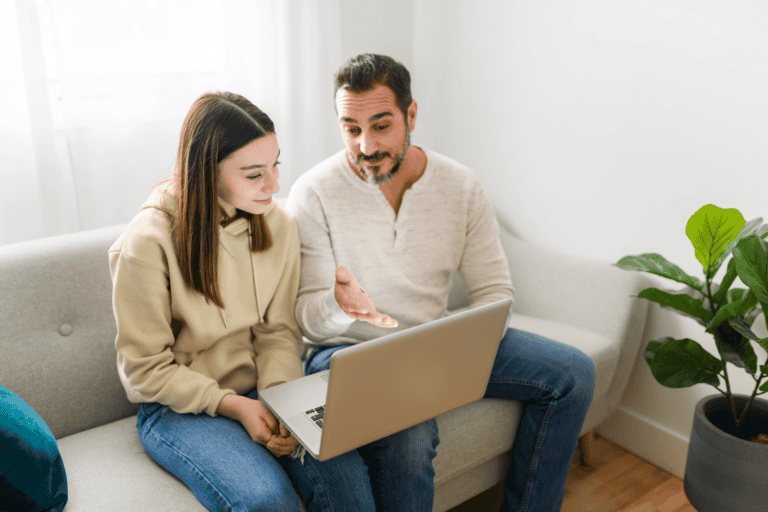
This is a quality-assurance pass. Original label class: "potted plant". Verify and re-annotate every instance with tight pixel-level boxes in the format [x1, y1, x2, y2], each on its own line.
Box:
[615, 204, 768, 512]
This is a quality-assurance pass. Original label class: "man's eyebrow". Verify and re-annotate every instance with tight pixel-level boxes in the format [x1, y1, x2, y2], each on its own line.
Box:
[240, 150, 281, 171]
[340, 112, 394, 124]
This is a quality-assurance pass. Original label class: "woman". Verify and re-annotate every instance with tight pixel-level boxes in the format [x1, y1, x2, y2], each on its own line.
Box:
[108, 92, 305, 511]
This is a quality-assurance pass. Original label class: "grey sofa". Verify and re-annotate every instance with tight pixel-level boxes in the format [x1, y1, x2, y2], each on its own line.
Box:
[0, 205, 651, 511]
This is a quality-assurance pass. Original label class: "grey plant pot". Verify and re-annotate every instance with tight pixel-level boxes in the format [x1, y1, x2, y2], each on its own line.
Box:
[683, 393, 768, 512]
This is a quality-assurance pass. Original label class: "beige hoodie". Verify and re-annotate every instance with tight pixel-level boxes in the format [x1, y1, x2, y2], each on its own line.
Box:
[109, 183, 304, 416]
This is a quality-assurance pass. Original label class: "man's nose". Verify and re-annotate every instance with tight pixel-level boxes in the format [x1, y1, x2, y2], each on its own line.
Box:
[359, 131, 377, 157]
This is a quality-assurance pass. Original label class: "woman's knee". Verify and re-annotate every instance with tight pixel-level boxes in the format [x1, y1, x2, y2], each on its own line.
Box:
[231, 480, 301, 512]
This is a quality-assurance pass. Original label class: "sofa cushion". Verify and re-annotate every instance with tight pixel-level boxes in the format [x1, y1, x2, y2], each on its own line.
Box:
[507, 313, 618, 400]
[0, 384, 68, 512]
[57, 398, 523, 512]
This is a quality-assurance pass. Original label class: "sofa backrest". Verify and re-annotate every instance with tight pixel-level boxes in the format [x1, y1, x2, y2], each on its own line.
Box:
[0, 199, 482, 440]
[0, 225, 134, 439]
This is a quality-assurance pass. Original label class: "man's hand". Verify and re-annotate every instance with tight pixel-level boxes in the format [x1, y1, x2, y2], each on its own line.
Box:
[334, 265, 398, 328]
[217, 395, 299, 457]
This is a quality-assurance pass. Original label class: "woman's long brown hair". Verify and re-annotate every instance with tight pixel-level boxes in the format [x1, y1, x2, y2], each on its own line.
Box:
[173, 92, 274, 308]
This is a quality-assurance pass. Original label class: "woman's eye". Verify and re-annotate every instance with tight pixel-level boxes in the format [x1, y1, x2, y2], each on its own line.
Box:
[376, 125, 389, 131]
[347, 127, 359, 134]
[247, 174, 264, 180]
[274, 161, 281, 167]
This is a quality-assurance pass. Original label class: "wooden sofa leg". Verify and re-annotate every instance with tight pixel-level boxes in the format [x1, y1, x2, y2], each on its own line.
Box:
[580, 429, 597, 469]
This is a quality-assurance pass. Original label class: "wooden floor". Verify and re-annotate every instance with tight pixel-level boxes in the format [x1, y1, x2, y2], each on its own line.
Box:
[448, 433, 697, 512]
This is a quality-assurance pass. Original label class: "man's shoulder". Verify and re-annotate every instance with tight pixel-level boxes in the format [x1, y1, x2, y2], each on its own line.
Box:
[294, 151, 347, 188]
[423, 149, 484, 190]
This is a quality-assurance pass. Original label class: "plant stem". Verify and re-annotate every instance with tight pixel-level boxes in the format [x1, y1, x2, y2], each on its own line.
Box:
[739, 373, 767, 426]
[706, 275, 740, 430]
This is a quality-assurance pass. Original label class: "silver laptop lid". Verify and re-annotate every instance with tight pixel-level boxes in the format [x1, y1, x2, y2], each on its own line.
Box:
[318, 298, 512, 460]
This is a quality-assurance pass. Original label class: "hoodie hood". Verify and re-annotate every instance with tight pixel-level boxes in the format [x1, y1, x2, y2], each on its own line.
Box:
[138, 180, 277, 328]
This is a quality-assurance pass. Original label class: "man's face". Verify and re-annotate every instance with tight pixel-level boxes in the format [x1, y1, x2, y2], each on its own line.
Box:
[335, 84, 415, 184]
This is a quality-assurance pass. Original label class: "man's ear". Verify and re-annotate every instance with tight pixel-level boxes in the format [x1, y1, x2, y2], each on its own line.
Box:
[407, 100, 418, 132]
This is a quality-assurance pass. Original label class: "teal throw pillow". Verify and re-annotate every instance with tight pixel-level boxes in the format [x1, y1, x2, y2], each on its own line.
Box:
[0, 384, 67, 512]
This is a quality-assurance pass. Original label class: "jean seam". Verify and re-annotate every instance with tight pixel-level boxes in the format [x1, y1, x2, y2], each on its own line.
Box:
[519, 400, 556, 512]
[291, 456, 335, 512]
[145, 425, 234, 512]
[487, 378, 562, 400]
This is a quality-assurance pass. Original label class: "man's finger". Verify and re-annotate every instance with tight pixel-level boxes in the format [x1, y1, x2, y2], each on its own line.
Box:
[335, 265, 352, 285]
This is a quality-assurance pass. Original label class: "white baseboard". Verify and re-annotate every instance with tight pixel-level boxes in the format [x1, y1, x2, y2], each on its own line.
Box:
[596, 405, 690, 479]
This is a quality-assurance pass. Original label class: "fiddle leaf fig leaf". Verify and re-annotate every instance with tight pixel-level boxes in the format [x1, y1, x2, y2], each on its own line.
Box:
[722, 217, 764, 268]
[615, 254, 704, 291]
[729, 316, 760, 341]
[727, 287, 749, 303]
[732, 235, 768, 305]
[706, 290, 757, 335]
[712, 258, 739, 307]
[644, 337, 723, 388]
[686, 205, 745, 279]
[712, 325, 757, 375]
[637, 287, 714, 326]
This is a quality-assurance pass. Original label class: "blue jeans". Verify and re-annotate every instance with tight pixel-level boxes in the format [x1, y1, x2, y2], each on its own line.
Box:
[281, 347, 440, 512]
[137, 388, 302, 512]
[304, 327, 596, 512]
[488, 328, 596, 512]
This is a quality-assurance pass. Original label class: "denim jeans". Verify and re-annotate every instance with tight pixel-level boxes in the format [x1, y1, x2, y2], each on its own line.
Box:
[279, 347, 440, 512]
[136, 387, 302, 512]
[302, 326, 596, 512]
[488, 328, 596, 512]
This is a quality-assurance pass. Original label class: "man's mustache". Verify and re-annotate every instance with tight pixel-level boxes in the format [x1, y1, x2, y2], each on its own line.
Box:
[358, 152, 389, 162]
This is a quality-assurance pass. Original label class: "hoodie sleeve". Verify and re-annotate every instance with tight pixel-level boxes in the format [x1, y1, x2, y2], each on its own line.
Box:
[251, 218, 305, 391]
[109, 223, 235, 416]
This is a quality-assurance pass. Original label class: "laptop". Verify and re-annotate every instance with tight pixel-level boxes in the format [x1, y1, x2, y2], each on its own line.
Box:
[259, 298, 512, 461]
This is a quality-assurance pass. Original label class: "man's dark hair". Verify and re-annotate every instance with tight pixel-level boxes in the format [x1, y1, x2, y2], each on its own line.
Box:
[334, 54, 412, 119]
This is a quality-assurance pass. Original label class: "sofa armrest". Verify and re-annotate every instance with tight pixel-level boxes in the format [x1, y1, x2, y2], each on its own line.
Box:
[498, 226, 651, 344]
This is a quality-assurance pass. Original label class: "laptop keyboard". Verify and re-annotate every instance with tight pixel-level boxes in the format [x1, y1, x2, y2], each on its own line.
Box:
[305, 405, 325, 429]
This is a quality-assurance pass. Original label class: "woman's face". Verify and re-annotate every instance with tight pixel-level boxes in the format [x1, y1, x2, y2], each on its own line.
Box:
[217, 133, 280, 216]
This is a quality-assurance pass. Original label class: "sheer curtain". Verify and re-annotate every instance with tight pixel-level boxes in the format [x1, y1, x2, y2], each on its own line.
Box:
[2, 0, 341, 246]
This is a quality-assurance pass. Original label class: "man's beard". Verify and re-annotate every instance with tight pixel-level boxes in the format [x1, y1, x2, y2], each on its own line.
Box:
[351, 130, 411, 185]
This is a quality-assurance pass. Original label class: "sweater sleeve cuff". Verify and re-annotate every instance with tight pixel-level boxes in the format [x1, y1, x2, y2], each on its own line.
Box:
[322, 287, 356, 326]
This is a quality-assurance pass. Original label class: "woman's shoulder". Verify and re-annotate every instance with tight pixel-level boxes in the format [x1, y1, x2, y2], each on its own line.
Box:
[109, 194, 176, 266]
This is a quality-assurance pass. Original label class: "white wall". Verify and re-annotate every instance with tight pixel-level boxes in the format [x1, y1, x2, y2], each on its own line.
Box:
[402, 0, 768, 478]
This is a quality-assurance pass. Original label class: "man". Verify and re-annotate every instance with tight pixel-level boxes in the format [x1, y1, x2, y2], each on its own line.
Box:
[286, 53, 596, 512]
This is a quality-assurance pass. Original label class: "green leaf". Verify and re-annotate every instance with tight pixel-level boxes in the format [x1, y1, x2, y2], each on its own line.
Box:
[733, 235, 768, 305]
[722, 217, 764, 271]
[644, 337, 723, 388]
[615, 254, 704, 291]
[712, 258, 739, 307]
[729, 316, 761, 341]
[706, 290, 757, 334]
[712, 325, 758, 375]
[686, 205, 745, 279]
[727, 287, 749, 303]
[756, 338, 768, 354]
[637, 287, 714, 326]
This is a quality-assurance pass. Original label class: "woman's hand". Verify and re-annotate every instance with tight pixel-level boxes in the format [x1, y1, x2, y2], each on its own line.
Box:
[217, 394, 299, 457]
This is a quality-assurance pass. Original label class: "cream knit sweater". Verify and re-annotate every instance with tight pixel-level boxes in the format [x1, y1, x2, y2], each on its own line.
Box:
[286, 148, 515, 347]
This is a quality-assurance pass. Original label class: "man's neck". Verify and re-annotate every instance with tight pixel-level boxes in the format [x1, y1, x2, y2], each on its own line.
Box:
[379, 146, 427, 215]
